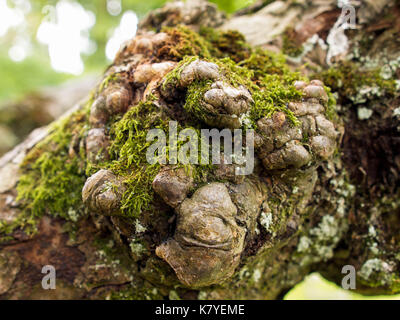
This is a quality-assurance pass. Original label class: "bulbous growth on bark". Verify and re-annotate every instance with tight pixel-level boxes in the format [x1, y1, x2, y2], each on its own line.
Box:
[256, 80, 338, 171]
[77, 35, 341, 289]
[82, 169, 126, 216]
[156, 183, 246, 288]
[152, 167, 194, 208]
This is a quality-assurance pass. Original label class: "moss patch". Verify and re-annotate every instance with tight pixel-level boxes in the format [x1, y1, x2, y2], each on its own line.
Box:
[199, 27, 251, 62]
[160, 26, 320, 128]
[160, 25, 212, 60]
[5, 99, 93, 236]
[163, 46, 306, 128]
[107, 99, 214, 218]
[315, 61, 396, 103]
[282, 27, 303, 57]
[107, 100, 169, 217]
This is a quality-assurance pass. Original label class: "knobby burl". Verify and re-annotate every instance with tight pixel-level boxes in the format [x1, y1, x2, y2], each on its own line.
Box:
[81, 28, 339, 289]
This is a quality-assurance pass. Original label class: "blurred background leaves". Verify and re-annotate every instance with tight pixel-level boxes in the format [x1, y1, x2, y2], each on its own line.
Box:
[0, 0, 250, 102]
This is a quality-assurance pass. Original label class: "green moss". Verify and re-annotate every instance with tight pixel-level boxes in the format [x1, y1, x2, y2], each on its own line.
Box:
[162, 25, 252, 63]
[0, 93, 95, 239]
[106, 99, 215, 218]
[17, 148, 85, 219]
[99, 73, 118, 91]
[199, 27, 251, 62]
[163, 48, 305, 129]
[282, 28, 303, 57]
[224, 53, 304, 127]
[250, 76, 301, 126]
[162, 25, 212, 60]
[315, 61, 397, 102]
[3, 108, 90, 238]
[160, 26, 307, 128]
[213, 57, 254, 87]
[106, 100, 168, 218]
[162, 55, 198, 90]
[239, 49, 294, 79]
[9, 78, 216, 229]
[160, 27, 332, 131]
[324, 85, 338, 121]
[213, 53, 304, 127]
[183, 79, 214, 122]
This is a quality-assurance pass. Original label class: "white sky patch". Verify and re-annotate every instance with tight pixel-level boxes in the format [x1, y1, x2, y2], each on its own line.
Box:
[107, 0, 122, 16]
[0, 0, 25, 37]
[13, 0, 31, 13]
[0, 0, 32, 62]
[36, 0, 96, 75]
[9, 35, 32, 62]
[105, 10, 138, 61]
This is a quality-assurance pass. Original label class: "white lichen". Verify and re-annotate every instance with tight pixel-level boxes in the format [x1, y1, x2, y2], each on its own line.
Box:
[357, 107, 373, 120]
[359, 258, 394, 286]
[368, 225, 377, 238]
[67, 207, 79, 222]
[252, 269, 262, 283]
[129, 240, 145, 258]
[239, 111, 252, 129]
[135, 220, 147, 234]
[169, 290, 181, 300]
[259, 212, 273, 232]
[198, 291, 208, 300]
[297, 236, 312, 252]
[297, 215, 346, 265]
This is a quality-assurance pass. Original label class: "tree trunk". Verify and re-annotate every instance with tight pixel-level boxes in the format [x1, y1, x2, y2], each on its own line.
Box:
[1, 0, 399, 299]
[0, 76, 99, 156]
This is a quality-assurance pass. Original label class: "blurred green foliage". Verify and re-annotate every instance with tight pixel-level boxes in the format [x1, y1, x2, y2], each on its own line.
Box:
[0, 0, 251, 102]
[0, 47, 71, 100]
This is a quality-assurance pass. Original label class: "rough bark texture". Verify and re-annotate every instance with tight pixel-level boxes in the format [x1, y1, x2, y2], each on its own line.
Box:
[0, 76, 99, 156]
[0, 0, 400, 299]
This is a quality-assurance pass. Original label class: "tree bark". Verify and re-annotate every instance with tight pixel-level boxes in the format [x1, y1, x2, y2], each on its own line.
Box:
[0, 76, 99, 156]
[0, 0, 399, 299]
